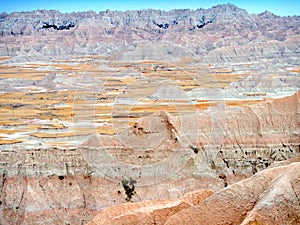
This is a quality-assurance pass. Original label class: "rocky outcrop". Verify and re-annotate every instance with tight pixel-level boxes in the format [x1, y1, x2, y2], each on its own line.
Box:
[166, 160, 300, 225]
[0, 91, 299, 225]
[0, 158, 221, 225]
[82, 90, 300, 180]
[86, 189, 214, 225]
[0, 4, 299, 63]
[86, 155, 300, 225]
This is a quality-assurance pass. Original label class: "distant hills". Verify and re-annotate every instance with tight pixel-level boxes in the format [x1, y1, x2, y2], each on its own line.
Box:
[0, 4, 299, 63]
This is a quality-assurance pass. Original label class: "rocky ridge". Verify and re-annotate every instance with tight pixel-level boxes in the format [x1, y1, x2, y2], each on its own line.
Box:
[0, 4, 299, 63]
[82, 90, 300, 180]
[0, 91, 298, 224]
[87, 155, 300, 225]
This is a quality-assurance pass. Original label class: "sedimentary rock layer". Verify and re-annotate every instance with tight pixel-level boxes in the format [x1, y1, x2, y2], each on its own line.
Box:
[83, 90, 300, 178]
[0, 91, 299, 225]
[86, 155, 300, 225]
[0, 4, 299, 63]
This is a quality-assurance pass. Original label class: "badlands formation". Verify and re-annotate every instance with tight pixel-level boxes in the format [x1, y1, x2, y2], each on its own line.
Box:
[0, 3, 299, 225]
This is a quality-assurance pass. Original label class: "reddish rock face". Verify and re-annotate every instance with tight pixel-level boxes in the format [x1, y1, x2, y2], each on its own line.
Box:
[86, 189, 214, 225]
[0, 91, 299, 225]
[82, 91, 300, 180]
[86, 155, 300, 225]
[165, 160, 300, 225]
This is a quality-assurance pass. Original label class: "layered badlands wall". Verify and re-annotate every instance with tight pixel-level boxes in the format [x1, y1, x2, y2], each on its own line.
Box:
[87, 156, 300, 225]
[0, 4, 299, 63]
[0, 90, 299, 225]
[0, 3, 299, 225]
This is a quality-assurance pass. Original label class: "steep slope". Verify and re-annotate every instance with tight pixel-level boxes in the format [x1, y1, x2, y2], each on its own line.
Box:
[86, 155, 300, 225]
[166, 160, 300, 225]
[82, 91, 300, 180]
[86, 189, 214, 225]
[0, 4, 299, 63]
[0, 91, 299, 225]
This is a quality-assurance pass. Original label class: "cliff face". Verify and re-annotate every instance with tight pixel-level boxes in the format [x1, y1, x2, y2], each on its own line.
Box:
[166, 159, 300, 225]
[0, 4, 299, 63]
[1, 92, 298, 177]
[0, 91, 298, 225]
[82, 91, 300, 181]
[87, 156, 300, 225]
[1, 5, 298, 39]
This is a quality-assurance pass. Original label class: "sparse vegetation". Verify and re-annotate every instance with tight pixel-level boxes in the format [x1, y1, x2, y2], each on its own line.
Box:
[121, 178, 137, 201]
[189, 145, 199, 154]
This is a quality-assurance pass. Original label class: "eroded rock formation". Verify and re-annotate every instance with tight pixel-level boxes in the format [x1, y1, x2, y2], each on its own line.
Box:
[0, 91, 298, 224]
[0, 4, 299, 63]
[165, 158, 300, 225]
[82, 90, 300, 179]
[86, 189, 214, 225]
[86, 155, 300, 225]
[0, 4, 299, 225]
